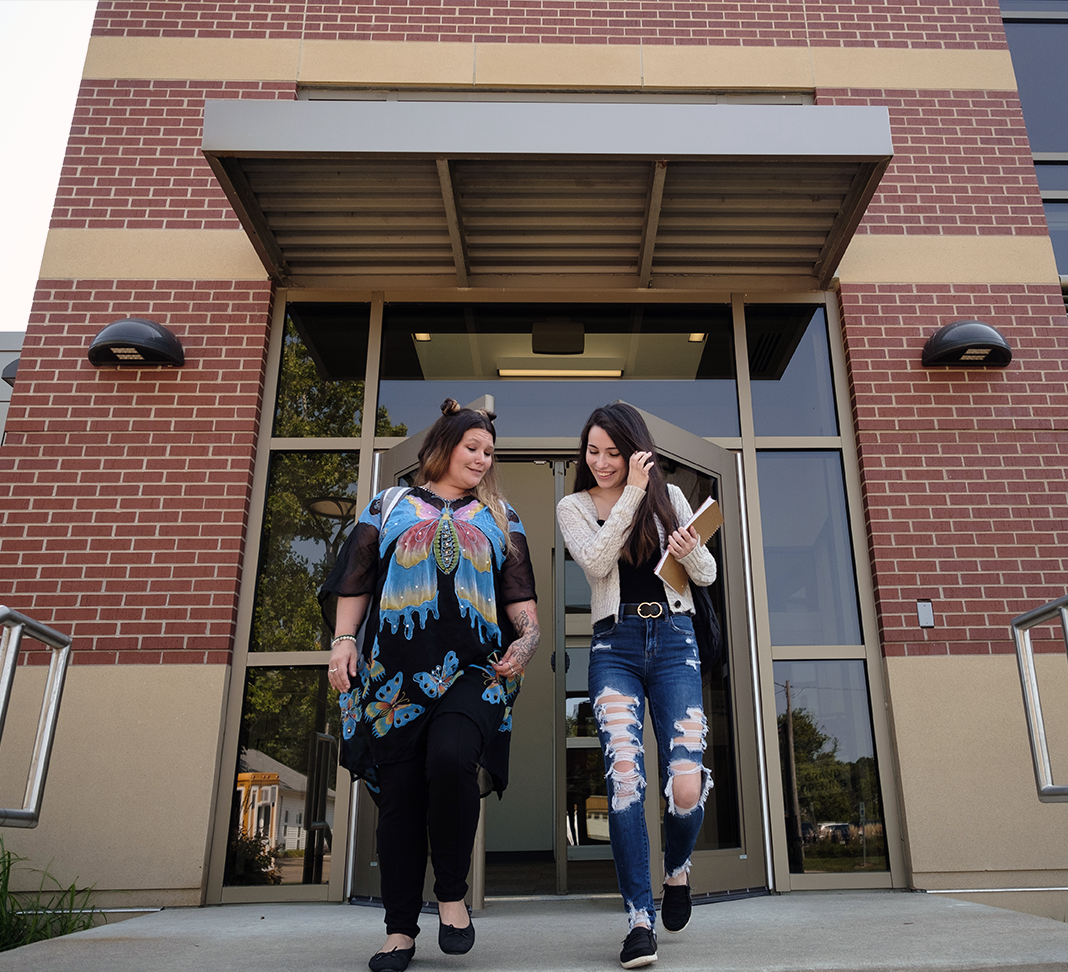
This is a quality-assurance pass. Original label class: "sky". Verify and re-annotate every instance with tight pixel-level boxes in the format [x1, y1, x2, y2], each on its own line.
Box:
[1, 1, 97, 335]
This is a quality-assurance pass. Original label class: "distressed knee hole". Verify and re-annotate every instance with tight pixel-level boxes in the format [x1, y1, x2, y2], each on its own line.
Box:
[665, 763, 713, 817]
[594, 688, 645, 812]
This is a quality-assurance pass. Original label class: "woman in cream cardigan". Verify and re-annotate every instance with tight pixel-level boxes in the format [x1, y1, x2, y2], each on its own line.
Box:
[557, 402, 717, 970]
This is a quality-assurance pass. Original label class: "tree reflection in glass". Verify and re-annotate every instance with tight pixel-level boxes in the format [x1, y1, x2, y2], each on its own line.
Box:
[224, 316, 408, 885]
[773, 660, 887, 874]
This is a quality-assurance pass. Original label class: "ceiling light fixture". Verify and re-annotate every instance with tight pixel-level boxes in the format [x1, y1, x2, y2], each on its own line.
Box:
[498, 368, 623, 378]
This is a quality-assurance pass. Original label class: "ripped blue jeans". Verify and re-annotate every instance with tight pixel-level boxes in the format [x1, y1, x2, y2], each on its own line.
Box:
[588, 611, 713, 931]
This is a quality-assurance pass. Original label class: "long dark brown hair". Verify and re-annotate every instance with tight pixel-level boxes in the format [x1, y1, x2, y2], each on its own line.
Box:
[414, 398, 511, 550]
[572, 402, 678, 564]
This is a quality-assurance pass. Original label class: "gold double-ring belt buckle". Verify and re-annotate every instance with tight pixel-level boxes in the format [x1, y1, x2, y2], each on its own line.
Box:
[637, 601, 664, 619]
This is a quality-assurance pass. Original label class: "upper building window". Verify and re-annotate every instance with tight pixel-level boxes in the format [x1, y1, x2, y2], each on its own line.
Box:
[1002, 1, 1068, 273]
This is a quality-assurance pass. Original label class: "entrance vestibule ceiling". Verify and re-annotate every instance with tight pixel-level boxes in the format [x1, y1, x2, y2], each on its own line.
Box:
[202, 100, 893, 291]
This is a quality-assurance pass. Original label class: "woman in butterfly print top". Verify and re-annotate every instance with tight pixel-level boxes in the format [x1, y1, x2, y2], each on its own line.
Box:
[320, 399, 539, 972]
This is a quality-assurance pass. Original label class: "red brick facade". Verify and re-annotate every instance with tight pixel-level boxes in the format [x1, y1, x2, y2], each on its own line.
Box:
[3, 0, 1065, 670]
[840, 282, 1068, 657]
[821, 89, 1045, 236]
[55, 81, 295, 232]
[0, 279, 272, 664]
[91, 0, 1005, 48]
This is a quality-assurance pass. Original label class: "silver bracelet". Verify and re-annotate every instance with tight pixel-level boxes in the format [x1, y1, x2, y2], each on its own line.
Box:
[331, 634, 358, 647]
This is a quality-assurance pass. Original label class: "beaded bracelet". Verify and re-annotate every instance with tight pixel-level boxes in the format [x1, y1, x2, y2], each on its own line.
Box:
[331, 634, 358, 647]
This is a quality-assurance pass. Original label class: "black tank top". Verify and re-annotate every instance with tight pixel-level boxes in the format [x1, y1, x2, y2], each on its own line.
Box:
[598, 519, 663, 603]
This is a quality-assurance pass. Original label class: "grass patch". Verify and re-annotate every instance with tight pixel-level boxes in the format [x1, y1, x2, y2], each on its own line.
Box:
[0, 837, 97, 952]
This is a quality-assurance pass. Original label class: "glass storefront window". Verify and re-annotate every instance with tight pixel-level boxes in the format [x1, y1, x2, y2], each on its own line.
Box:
[276, 305, 409, 439]
[757, 451, 861, 646]
[773, 660, 887, 874]
[224, 666, 340, 886]
[748, 304, 838, 437]
[376, 303, 739, 438]
[251, 452, 360, 653]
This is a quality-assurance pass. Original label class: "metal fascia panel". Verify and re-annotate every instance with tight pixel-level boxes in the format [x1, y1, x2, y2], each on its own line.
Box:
[202, 100, 893, 161]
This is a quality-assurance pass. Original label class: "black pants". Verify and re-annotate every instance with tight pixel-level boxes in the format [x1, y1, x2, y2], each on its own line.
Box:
[375, 710, 485, 938]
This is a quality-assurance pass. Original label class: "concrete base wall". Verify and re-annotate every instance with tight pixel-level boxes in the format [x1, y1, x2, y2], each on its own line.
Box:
[0, 664, 230, 907]
[885, 653, 1068, 917]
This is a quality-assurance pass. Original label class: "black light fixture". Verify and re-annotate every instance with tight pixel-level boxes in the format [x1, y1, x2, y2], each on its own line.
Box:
[921, 319, 1012, 367]
[532, 319, 584, 355]
[1, 359, 17, 388]
[87, 318, 185, 367]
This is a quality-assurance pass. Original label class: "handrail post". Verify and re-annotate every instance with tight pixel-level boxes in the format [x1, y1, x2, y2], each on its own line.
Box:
[0, 606, 73, 828]
[1009, 594, 1068, 803]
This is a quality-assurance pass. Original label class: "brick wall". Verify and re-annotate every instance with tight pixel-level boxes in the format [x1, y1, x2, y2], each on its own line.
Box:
[25, 0, 1067, 669]
[0, 280, 273, 664]
[840, 282, 1068, 658]
[821, 89, 1045, 237]
[55, 81, 295, 232]
[90, 0, 1005, 47]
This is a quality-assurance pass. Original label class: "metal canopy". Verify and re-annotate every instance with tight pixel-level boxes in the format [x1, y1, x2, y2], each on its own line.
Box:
[202, 100, 893, 290]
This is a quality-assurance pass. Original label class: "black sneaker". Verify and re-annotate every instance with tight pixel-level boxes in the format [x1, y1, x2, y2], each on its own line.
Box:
[619, 926, 658, 969]
[661, 881, 692, 933]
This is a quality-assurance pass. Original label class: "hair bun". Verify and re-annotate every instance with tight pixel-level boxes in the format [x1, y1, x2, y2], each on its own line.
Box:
[440, 398, 462, 416]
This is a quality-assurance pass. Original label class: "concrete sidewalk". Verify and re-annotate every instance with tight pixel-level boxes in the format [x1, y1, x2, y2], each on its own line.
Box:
[1, 891, 1066, 972]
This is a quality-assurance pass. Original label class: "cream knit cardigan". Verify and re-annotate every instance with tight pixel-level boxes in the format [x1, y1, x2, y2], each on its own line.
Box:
[556, 483, 718, 624]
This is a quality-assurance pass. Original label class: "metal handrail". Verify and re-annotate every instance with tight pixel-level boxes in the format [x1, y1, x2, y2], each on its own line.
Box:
[0, 606, 72, 827]
[1010, 594, 1068, 803]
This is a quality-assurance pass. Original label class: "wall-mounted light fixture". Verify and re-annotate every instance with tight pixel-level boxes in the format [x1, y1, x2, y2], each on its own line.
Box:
[1, 359, 18, 388]
[87, 318, 185, 367]
[921, 320, 1011, 367]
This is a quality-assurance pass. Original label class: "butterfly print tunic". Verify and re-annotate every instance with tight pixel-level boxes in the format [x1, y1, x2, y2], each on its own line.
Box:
[320, 487, 537, 796]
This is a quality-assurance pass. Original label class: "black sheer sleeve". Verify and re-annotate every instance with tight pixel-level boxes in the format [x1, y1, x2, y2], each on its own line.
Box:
[318, 513, 381, 632]
[500, 506, 537, 606]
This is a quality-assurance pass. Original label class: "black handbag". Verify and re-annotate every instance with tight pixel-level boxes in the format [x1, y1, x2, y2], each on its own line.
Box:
[690, 582, 723, 684]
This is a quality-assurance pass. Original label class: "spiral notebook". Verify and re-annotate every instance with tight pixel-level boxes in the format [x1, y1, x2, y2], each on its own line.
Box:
[654, 497, 723, 594]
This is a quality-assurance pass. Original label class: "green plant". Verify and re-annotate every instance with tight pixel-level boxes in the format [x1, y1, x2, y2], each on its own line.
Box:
[0, 837, 97, 952]
[226, 830, 282, 886]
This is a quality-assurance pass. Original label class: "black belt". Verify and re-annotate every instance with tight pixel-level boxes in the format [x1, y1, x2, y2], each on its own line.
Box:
[619, 601, 671, 619]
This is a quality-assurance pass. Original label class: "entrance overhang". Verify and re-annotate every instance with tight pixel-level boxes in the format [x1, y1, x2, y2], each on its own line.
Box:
[202, 100, 893, 291]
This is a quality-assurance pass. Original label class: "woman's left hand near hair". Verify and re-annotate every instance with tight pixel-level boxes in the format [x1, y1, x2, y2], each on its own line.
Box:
[492, 600, 541, 679]
[667, 524, 700, 560]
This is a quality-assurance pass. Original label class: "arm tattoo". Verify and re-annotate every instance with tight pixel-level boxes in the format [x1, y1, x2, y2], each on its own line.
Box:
[508, 607, 540, 670]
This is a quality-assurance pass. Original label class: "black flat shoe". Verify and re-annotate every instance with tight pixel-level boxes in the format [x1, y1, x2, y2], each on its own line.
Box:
[368, 945, 415, 972]
[438, 908, 475, 955]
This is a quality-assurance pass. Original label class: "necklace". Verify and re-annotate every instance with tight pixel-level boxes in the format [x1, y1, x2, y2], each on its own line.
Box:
[422, 482, 464, 505]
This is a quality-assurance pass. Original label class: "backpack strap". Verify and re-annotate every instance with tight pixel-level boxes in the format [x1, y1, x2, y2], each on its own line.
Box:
[379, 484, 411, 527]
